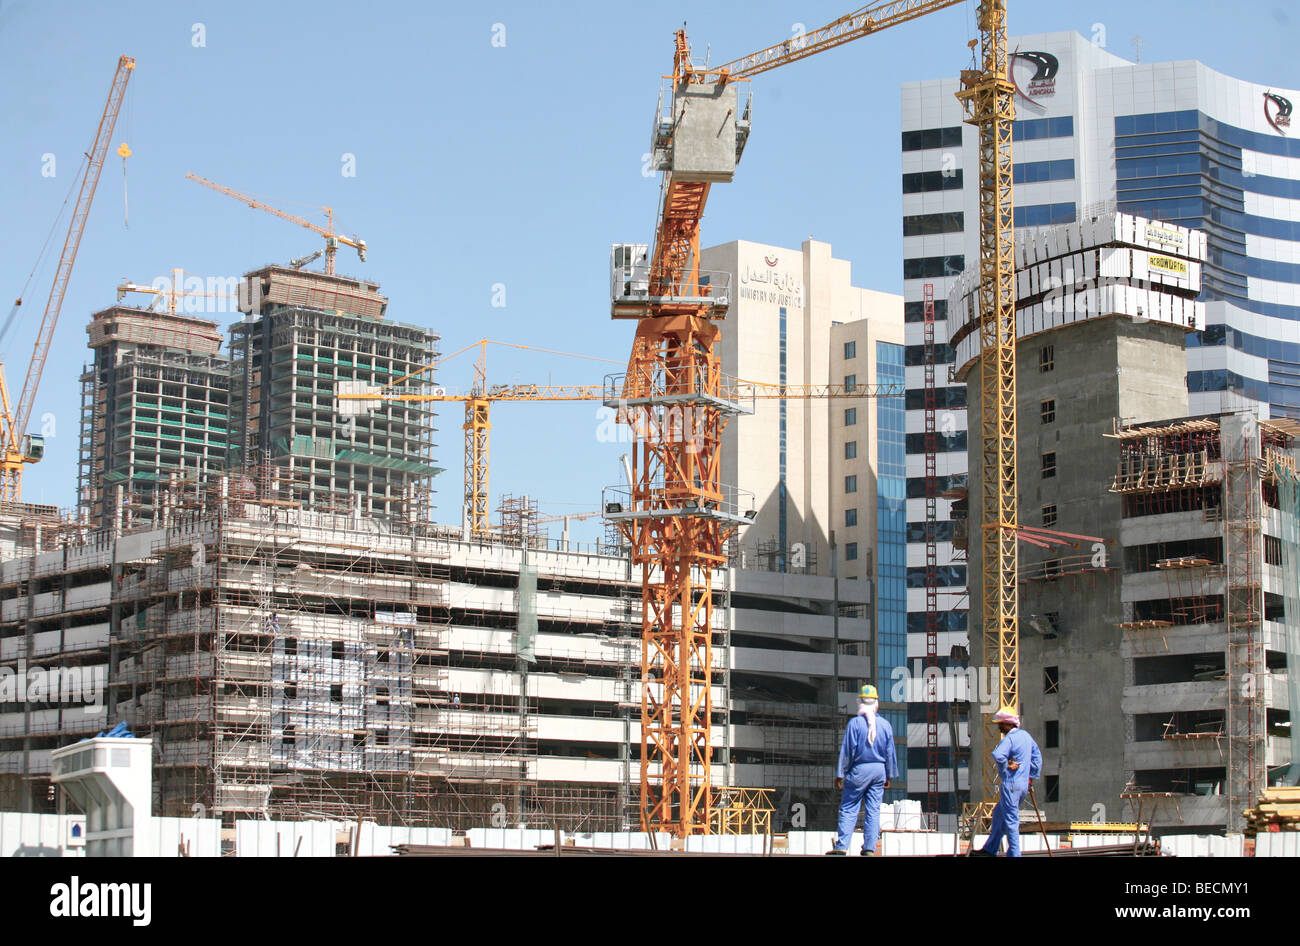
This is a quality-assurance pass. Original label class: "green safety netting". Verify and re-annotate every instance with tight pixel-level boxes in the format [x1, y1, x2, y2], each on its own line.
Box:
[333, 448, 443, 477]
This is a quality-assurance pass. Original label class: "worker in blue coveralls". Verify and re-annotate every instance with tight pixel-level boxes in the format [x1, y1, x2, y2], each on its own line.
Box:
[830, 684, 898, 855]
[972, 706, 1042, 857]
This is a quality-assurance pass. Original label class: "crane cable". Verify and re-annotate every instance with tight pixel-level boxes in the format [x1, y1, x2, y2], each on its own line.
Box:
[118, 75, 134, 228]
[2, 153, 90, 353]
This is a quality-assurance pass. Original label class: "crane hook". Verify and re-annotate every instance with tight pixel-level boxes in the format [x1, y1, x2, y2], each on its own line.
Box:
[117, 142, 132, 228]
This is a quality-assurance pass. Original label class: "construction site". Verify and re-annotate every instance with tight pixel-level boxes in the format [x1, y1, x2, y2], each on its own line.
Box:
[1, 0, 1298, 861]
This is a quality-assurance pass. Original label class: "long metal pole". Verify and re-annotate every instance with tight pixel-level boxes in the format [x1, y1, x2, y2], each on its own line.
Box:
[831, 529, 840, 709]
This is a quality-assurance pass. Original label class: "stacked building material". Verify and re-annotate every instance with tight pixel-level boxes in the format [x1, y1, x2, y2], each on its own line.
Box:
[1244, 787, 1300, 835]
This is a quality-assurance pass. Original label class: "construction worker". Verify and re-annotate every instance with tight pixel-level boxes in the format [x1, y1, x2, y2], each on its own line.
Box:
[972, 707, 1042, 857]
[830, 684, 898, 855]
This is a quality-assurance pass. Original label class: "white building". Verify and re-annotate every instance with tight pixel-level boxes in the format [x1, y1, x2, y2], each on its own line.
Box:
[901, 31, 1300, 821]
[700, 237, 907, 796]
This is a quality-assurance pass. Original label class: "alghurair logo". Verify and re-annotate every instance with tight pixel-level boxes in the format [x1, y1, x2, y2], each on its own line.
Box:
[1010, 50, 1058, 111]
[1264, 91, 1292, 135]
[49, 877, 151, 927]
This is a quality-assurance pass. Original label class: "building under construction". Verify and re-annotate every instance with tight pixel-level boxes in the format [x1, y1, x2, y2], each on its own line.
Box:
[954, 211, 1299, 833]
[77, 304, 230, 531]
[0, 470, 866, 829]
[228, 265, 441, 518]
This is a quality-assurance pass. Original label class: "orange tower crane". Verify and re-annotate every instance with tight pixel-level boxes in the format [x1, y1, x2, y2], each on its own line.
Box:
[185, 173, 366, 276]
[610, 0, 1020, 836]
[1, 54, 135, 502]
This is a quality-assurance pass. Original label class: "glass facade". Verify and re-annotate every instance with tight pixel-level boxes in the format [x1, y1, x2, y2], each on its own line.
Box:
[1116, 109, 1300, 417]
[876, 341, 907, 798]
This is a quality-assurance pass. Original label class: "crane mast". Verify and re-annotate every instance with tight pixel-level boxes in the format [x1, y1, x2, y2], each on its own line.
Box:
[955, 0, 1018, 829]
[1, 54, 134, 502]
[615, 0, 1017, 836]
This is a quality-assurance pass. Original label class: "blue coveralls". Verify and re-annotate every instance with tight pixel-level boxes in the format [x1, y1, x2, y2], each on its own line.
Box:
[835, 713, 899, 853]
[981, 727, 1043, 857]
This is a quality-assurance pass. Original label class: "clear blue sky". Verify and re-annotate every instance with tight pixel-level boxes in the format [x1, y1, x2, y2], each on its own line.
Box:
[2, 0, 1295, 539]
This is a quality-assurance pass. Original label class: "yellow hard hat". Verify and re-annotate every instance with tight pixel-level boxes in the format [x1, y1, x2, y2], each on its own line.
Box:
[859, 684, 878, 700]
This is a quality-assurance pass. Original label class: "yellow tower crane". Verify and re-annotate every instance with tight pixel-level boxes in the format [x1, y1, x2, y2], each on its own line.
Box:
[613, 0, 1018, 836]
[116, 268, 236, 314]
[185, 173, 366, 276]
[1, 54, 135, 502]
[337, 339, 903, 543]
[338, 339, 607, 537]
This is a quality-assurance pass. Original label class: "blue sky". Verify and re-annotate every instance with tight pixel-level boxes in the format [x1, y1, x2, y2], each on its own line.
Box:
[2, 0, 1296, 540]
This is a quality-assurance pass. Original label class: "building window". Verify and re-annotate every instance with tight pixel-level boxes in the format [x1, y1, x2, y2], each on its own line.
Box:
[844, 341, 857, 359]
[1044, 774, 1060, 803]
[845, 441, 858, 460]
[844, 407, 857, 426]
[1014, 202, 1077, 228]
[844, 374, 857, 392]
[845, 475, 858, 493]
[903, 211, 965, 236]
[331, 684, 344, 702]
[1042, 452, 1057, 479]
[1040, 345, 1054, 372]
[1012, 115, 1074, 141]
[845, 508, 858, 527]
[1041, 399, 1056, 424]
[1042, 504, 1057, 527]
[1045, 720, 1059, 749]
[845, 542, 859, 561]
[901, 169, 964, 193]
[903, 255, 965, 279]
[1265, 535, 1282, 566]
[1044, 666, 1060, 694]
[1013, 159, 1076, 184]
[901, 126, 962, 151]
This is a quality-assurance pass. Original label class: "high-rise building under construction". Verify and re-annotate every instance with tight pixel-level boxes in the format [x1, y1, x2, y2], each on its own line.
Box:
[77, 304, 230, 531]
[227, 265, 441, 518]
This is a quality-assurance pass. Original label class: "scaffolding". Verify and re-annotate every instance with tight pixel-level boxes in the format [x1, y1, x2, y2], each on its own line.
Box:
[78, 467, 649, 831]
[1223, 440, 1266, 833]
[496, 493, 541, 545]
[226, 269, 440, 521]
[922, 282, 941, 830]
[1108, 417, 1223, 497]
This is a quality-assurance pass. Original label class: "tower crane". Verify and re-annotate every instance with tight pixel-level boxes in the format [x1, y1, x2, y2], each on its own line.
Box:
[338, 336, 902, 540]
[185, 173, 366, 276]
[338, 339, 605, 537]
[116, 268, 236, 314]
[611, 0, 1018, 837]
[0, 54, 135, 502]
